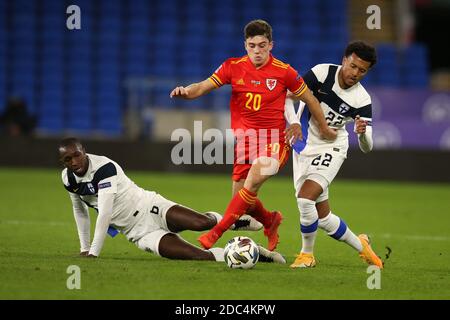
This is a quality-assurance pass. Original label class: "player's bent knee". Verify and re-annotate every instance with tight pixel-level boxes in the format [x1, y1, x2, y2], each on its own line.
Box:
[254, 156, 280, 177]
[297, 198, 318, 225]
[308, 173, 329, 192]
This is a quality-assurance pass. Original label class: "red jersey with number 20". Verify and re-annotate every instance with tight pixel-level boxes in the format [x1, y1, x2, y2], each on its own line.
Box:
[209, 54, 308, 140]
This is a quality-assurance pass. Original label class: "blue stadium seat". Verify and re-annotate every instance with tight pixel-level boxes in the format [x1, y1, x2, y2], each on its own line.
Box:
[12, 68, 34, 85]
[0, 76, 5, 113]
[43, 0, 65, 12]
[67, 45, 92, 63]
[67, 116, 93, 133]
[178, 61, 205, 80]
[100, 0, 122, 12]
[123, 1, 153, 18]
[374, 44, 401, 86]
[98, 64, 120, 82]
[184, 0, 208, 19]
[67, 61, 92, 76]
[12, 14, 35, 32]
[125, 31, 151, 48]
[315, 43, 343, 65]
[99, 17, 122, 34]
[403, 73, 428, 87]
[38, 115, 64, 133]
[154, 17, 178, 36]
[297, 24, 321, 40]
[153, 47, 176, 66]
[97, 120, 122, 136]
[67, 74, 93, 95]
[41, 89, 63, 106]
[124, 58, 151, 77]
[403, 44, 427, 63]
[152, 87, 174, 109]
[400, 44, 429, 87]
[126, 17, 150, 34]
[241, 2, 264, 22]
[210, 2, 234, 21]
[323, 0, 347, 10]
[150, 63, 177, 78]
[42, 43, 64, 59]
[40, 78, 64, 96]
[184, 19, 208, 37]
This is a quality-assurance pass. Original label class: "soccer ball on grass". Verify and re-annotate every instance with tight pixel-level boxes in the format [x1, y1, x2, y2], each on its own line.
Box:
[224, 236, 259, 269]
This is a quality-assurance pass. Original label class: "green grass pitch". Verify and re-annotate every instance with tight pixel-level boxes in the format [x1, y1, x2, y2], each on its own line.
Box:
[0, 168, 449, 299]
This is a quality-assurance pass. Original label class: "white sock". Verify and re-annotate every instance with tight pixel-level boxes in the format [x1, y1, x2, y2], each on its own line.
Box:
[206, 211, 222, 225]
[209, 247, 225, 262]
[319, 212, 363, 252]
[297, 198, 319, 254]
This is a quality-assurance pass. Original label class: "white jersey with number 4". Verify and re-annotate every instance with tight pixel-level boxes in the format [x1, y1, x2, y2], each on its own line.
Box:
[292, 63, 373, 157]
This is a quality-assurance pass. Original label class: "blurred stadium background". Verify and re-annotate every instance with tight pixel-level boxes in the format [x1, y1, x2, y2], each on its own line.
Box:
[0, 0, 449, 181]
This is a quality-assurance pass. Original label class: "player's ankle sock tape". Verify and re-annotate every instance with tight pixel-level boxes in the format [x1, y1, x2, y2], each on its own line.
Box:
[298, 198, 318, 233]
[319, 212, 342, 236]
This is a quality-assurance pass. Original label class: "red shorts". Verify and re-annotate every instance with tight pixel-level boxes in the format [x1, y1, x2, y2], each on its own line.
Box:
[232, 139, 290, 182]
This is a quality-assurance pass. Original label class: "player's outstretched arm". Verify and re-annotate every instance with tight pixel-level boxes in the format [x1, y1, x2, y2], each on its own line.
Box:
[299, 89, 337, 141]
[87, 193, 115, 258]
[69, 193, 91, 254]
[170, 79, 216, 100]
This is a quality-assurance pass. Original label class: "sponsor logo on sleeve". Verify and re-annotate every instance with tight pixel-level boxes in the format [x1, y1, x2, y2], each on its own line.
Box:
[98, 182, 112, 190]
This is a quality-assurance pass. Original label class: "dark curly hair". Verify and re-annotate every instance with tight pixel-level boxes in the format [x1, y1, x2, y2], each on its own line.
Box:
[345, 41, 377, 67]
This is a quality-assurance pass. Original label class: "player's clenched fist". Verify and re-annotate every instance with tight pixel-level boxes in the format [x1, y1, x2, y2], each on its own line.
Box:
[170, 86, 190, 98]
[354, 115, 367, 134]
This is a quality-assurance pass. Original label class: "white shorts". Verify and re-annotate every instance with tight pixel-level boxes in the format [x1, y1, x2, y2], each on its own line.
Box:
[123, 193, 178, 256]
[293, 148, 346, 203]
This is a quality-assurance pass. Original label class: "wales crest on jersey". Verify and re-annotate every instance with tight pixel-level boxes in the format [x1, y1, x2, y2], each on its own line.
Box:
[266, 79, 277, 91]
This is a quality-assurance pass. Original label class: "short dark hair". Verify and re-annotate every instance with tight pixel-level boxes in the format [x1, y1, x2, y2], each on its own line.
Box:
[59, 137, 83, 150]
[345, 41, 377, 67]
[244, 19, 273, 42]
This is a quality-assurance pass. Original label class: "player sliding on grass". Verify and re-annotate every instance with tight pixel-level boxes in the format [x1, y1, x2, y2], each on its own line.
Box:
[170, 19, 337, 251]
[286, 41, 383, 269]
[59, 137, 285, 263]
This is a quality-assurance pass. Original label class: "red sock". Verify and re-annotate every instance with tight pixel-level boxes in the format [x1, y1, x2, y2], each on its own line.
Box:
[248, 198, 273, 228]
[212, 188, 256, 235]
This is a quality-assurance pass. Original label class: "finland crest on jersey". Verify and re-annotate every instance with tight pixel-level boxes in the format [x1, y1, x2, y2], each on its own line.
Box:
[339, 103, 350, 114]
[292, 64, 373, 157]
[87, 183, 95, 194]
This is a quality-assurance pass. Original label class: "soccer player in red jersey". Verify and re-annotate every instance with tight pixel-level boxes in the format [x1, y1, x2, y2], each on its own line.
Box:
[170, 20, 336, 250]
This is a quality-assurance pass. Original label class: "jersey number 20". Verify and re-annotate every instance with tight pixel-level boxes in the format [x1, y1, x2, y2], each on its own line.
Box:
[245, 93, 261, 111]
